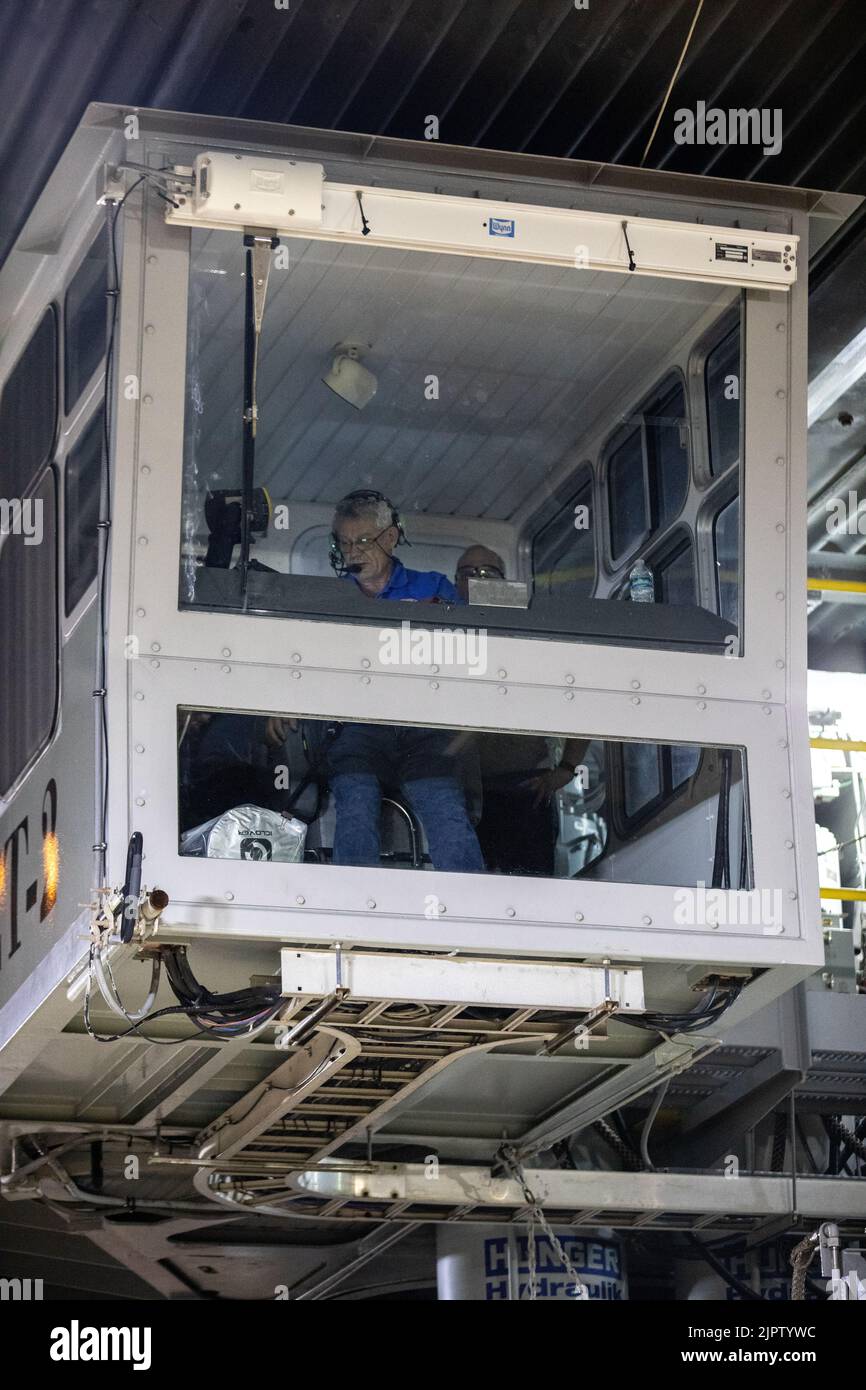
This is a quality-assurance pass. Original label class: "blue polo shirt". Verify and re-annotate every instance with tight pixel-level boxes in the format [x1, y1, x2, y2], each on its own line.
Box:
[349, 557, 461, 604]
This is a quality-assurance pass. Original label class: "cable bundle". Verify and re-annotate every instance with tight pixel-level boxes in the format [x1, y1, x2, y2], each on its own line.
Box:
[616, 978, 743, 1036]
[160, 945, 284, 1036]
[85, 943, 285, 1045]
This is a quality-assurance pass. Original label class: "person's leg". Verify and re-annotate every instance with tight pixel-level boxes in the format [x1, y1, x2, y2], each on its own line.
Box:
[326, 724, 396, 866]
[330, 773, 382, 866]
[403, 776, 485, 872]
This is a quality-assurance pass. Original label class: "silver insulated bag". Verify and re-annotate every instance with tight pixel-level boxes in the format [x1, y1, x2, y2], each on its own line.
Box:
[180, 804, 307, 862]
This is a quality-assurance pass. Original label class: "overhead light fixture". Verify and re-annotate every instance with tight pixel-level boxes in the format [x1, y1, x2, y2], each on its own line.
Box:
[323, 342, 377, 410]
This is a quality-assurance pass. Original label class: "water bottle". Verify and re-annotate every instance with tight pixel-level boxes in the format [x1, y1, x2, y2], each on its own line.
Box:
[629, 558, 655, 603]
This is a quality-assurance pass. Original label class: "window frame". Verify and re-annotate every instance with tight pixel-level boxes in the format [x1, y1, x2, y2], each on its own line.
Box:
[62, 224, 110, 417]
[610, 734, 706, 839]
[0, 464, 60, 799]
[704, 325, 742, 481]
[0, 305, 59, 502]
[602, 368, 691, 570]
[604, 420, 652, 566]
[531, 463, 597, 601]
[706, 484, 742, 628]
[643, 374, 692, 533]
[610, 525, 697, 607]
[63, 406, 104, 618]
[653, 527, 698, 608]
[688, 302, 743, 490]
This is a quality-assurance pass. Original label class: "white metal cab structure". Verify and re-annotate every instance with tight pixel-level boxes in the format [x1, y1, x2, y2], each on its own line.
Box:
[1, 106, 863, 1294]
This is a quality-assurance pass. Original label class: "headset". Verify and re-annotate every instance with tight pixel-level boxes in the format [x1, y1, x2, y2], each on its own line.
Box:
[328, 488, 408, 576]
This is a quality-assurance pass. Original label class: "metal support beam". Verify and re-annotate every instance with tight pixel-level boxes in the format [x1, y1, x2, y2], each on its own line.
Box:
[292, 1164, 866, 1224]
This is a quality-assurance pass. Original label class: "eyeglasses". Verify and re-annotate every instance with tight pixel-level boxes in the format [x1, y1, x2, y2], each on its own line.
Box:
[332, 526, 391, 553]
[457, 564, 505, 580]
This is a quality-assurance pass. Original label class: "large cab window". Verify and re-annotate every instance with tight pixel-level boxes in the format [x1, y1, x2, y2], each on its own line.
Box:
[179, 231, 740, 654]
[177, 706, 750, 891]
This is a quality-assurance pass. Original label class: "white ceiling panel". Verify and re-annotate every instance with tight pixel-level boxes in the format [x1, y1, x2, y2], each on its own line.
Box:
[186, 231, 734, 522]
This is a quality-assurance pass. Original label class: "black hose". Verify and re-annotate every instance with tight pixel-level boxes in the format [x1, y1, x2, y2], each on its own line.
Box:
[738, 790, 749, 890]
[711, 751, 732, 889]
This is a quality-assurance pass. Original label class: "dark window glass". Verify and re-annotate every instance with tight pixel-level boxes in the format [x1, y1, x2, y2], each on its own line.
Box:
[706, 329, 740, 477]
[671, 744, 701, 788]
[65, 410, 103, 614]
[608, 428, 646, 561]
[64, 226, 108, 412]
[618, 738, 704, 829]
[533, 475, 595, 599]
[646, 380, 689, 528]
[657, 540, 696, 607]
[0, 308, 57, 500]
[622, 742, 661, 818]
[714, 496, 739, 624]
[0, 470, 57, 794]
[178, 708, 747, 888]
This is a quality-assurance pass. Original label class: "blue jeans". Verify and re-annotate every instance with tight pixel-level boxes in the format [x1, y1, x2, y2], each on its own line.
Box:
[326, 723, 484, 872]
[331, 773, 485, 872]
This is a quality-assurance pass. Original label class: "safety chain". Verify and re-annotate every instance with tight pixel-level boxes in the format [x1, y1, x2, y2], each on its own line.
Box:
[789, 1233, 818, 1302]
[498, 1146, 588, 1301]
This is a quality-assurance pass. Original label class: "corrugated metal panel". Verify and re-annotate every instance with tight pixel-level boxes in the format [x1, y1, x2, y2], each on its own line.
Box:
[2, 0, 866, 274]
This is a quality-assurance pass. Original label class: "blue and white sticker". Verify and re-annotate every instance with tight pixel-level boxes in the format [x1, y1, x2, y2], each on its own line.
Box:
[488, 216, 515, 238]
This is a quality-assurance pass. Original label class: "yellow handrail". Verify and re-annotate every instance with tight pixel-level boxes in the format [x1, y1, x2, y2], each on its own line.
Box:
[807, 578, 866, 595]
[810, 738, 866, 753]
[819, 887, 866, 901]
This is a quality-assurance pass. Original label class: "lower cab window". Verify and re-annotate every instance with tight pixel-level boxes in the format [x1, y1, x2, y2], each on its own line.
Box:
[177, 708, 750, 889]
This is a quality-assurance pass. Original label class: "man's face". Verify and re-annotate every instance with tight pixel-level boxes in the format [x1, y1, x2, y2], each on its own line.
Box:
[455, 546, 505, 601]
[333, 512, 398, 585]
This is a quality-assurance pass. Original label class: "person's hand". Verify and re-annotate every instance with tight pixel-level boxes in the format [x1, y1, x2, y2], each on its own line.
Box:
[523, 766, 575, 809]
[264, 716, 297, 747]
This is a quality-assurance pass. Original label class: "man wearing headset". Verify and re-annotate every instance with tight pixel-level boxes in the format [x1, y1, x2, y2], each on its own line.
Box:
[331, 490, 459, 602]
[322, 489, 484, 872]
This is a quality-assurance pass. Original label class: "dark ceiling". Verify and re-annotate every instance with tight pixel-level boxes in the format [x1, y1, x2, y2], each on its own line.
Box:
[3, 0, 866, 276]
[3, 0, 866, 666]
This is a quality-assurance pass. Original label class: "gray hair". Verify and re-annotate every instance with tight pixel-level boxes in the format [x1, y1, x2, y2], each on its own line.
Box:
[333, 494, 394, 531]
